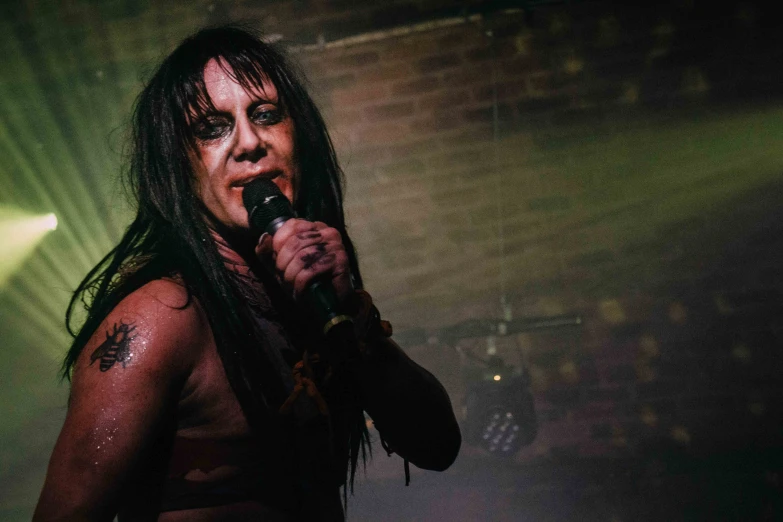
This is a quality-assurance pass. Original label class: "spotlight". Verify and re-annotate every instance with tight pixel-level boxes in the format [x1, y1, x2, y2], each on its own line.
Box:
[397, 313, 581, 457]
[481, 409, 522, 454]
[43, 213, 58, 231]
[464, 355, 537, 457]
[0, 208, 59, 288]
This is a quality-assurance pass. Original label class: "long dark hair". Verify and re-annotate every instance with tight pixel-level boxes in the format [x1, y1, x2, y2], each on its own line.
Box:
[64, 25, 368, 494]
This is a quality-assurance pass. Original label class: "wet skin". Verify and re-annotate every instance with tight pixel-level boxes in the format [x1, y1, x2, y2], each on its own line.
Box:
[34, 61, 460, 522]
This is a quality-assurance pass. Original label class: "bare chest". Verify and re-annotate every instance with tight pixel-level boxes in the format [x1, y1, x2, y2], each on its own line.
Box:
[175, 337, 252, 439]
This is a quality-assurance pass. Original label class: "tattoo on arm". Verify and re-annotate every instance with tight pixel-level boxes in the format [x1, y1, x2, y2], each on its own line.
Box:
[90, 322, 137, 372]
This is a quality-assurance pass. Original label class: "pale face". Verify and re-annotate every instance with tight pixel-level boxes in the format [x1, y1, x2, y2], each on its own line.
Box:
[188, 59, 299, 232]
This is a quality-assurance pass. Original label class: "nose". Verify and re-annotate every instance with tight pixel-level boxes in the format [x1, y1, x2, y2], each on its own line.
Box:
[232, 116, 266, 163]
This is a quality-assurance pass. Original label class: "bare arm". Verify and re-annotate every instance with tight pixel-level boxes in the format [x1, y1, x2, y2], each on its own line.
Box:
[34, 280, 205, 521]
[354, 334, 461, 471]
[258, 219, 461, 472]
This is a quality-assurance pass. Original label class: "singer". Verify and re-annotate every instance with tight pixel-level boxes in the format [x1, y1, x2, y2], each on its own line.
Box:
[34, 26, 460, 521]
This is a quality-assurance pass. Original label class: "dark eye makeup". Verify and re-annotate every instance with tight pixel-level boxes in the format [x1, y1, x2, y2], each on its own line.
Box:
[251, 104, 283, 125]
[191, 100, 284, 141]
[192, 116, 231, 141]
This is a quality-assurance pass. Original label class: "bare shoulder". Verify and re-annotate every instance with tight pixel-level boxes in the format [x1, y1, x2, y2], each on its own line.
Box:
[72, 277, 210, 383]
[35, 278, 213, 520]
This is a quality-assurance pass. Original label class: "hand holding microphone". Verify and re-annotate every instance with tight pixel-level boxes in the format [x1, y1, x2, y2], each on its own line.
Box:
[243, 178, 355, 342]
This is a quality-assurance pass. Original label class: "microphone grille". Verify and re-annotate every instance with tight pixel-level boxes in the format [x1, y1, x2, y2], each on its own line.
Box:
[242, 178, 294, 234]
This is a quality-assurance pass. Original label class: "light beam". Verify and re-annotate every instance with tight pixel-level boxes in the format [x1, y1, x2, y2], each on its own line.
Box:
[0, 207, 59, 288]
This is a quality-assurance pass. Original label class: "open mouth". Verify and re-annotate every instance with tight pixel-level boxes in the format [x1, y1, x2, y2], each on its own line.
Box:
[231, 171, 280, 188]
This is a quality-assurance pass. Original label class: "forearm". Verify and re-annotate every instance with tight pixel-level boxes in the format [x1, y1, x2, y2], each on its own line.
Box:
[353, 336, 461, 471]
[34, 495, 114, 522]
[34, 437, 121, 522]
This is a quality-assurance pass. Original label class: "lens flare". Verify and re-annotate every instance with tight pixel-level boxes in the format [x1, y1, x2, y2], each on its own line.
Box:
[43, 213, 58, 231]
[0, 208, 59, 288]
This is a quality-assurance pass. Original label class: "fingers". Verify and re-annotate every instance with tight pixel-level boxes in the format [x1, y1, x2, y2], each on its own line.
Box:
[254, 219, 324, 263]
[284, 239, 346, 295]
[256, 218, 352, 300]
[277, 232, 335, 273]
[271, 219, 327, 253]
[254, 233, 273, 258]
[291, 250, 340, 297]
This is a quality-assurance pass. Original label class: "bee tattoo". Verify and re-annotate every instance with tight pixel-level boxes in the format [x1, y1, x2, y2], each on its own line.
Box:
[90, 322, 137, 372]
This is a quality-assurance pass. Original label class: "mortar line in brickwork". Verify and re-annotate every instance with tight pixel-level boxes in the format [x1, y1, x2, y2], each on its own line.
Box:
[292, 15, 483, 52]
[290, 8, 522, 52]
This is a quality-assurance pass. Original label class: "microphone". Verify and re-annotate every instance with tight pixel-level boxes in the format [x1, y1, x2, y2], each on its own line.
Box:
[242, 178, 355, 347]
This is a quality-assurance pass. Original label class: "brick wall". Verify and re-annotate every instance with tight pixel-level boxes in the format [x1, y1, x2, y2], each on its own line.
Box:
[2, 0, 781, 469]
[279, 0, 783, 462]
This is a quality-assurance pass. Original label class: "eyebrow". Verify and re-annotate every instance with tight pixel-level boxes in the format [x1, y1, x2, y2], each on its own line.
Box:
[192, 111, 229, 121]
[187, 83, 282, 123]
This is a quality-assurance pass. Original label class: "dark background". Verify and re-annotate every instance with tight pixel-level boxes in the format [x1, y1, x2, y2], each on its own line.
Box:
[1, 1, 782, 519]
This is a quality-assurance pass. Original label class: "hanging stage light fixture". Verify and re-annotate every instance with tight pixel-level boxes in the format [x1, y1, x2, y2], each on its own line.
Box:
[463, 354, 538, 457]
[395, 313, 582, 458]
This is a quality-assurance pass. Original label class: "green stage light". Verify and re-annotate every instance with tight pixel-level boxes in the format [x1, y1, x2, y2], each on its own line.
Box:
[43, 212, 58, 231]
[0, 207, 59, 288]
